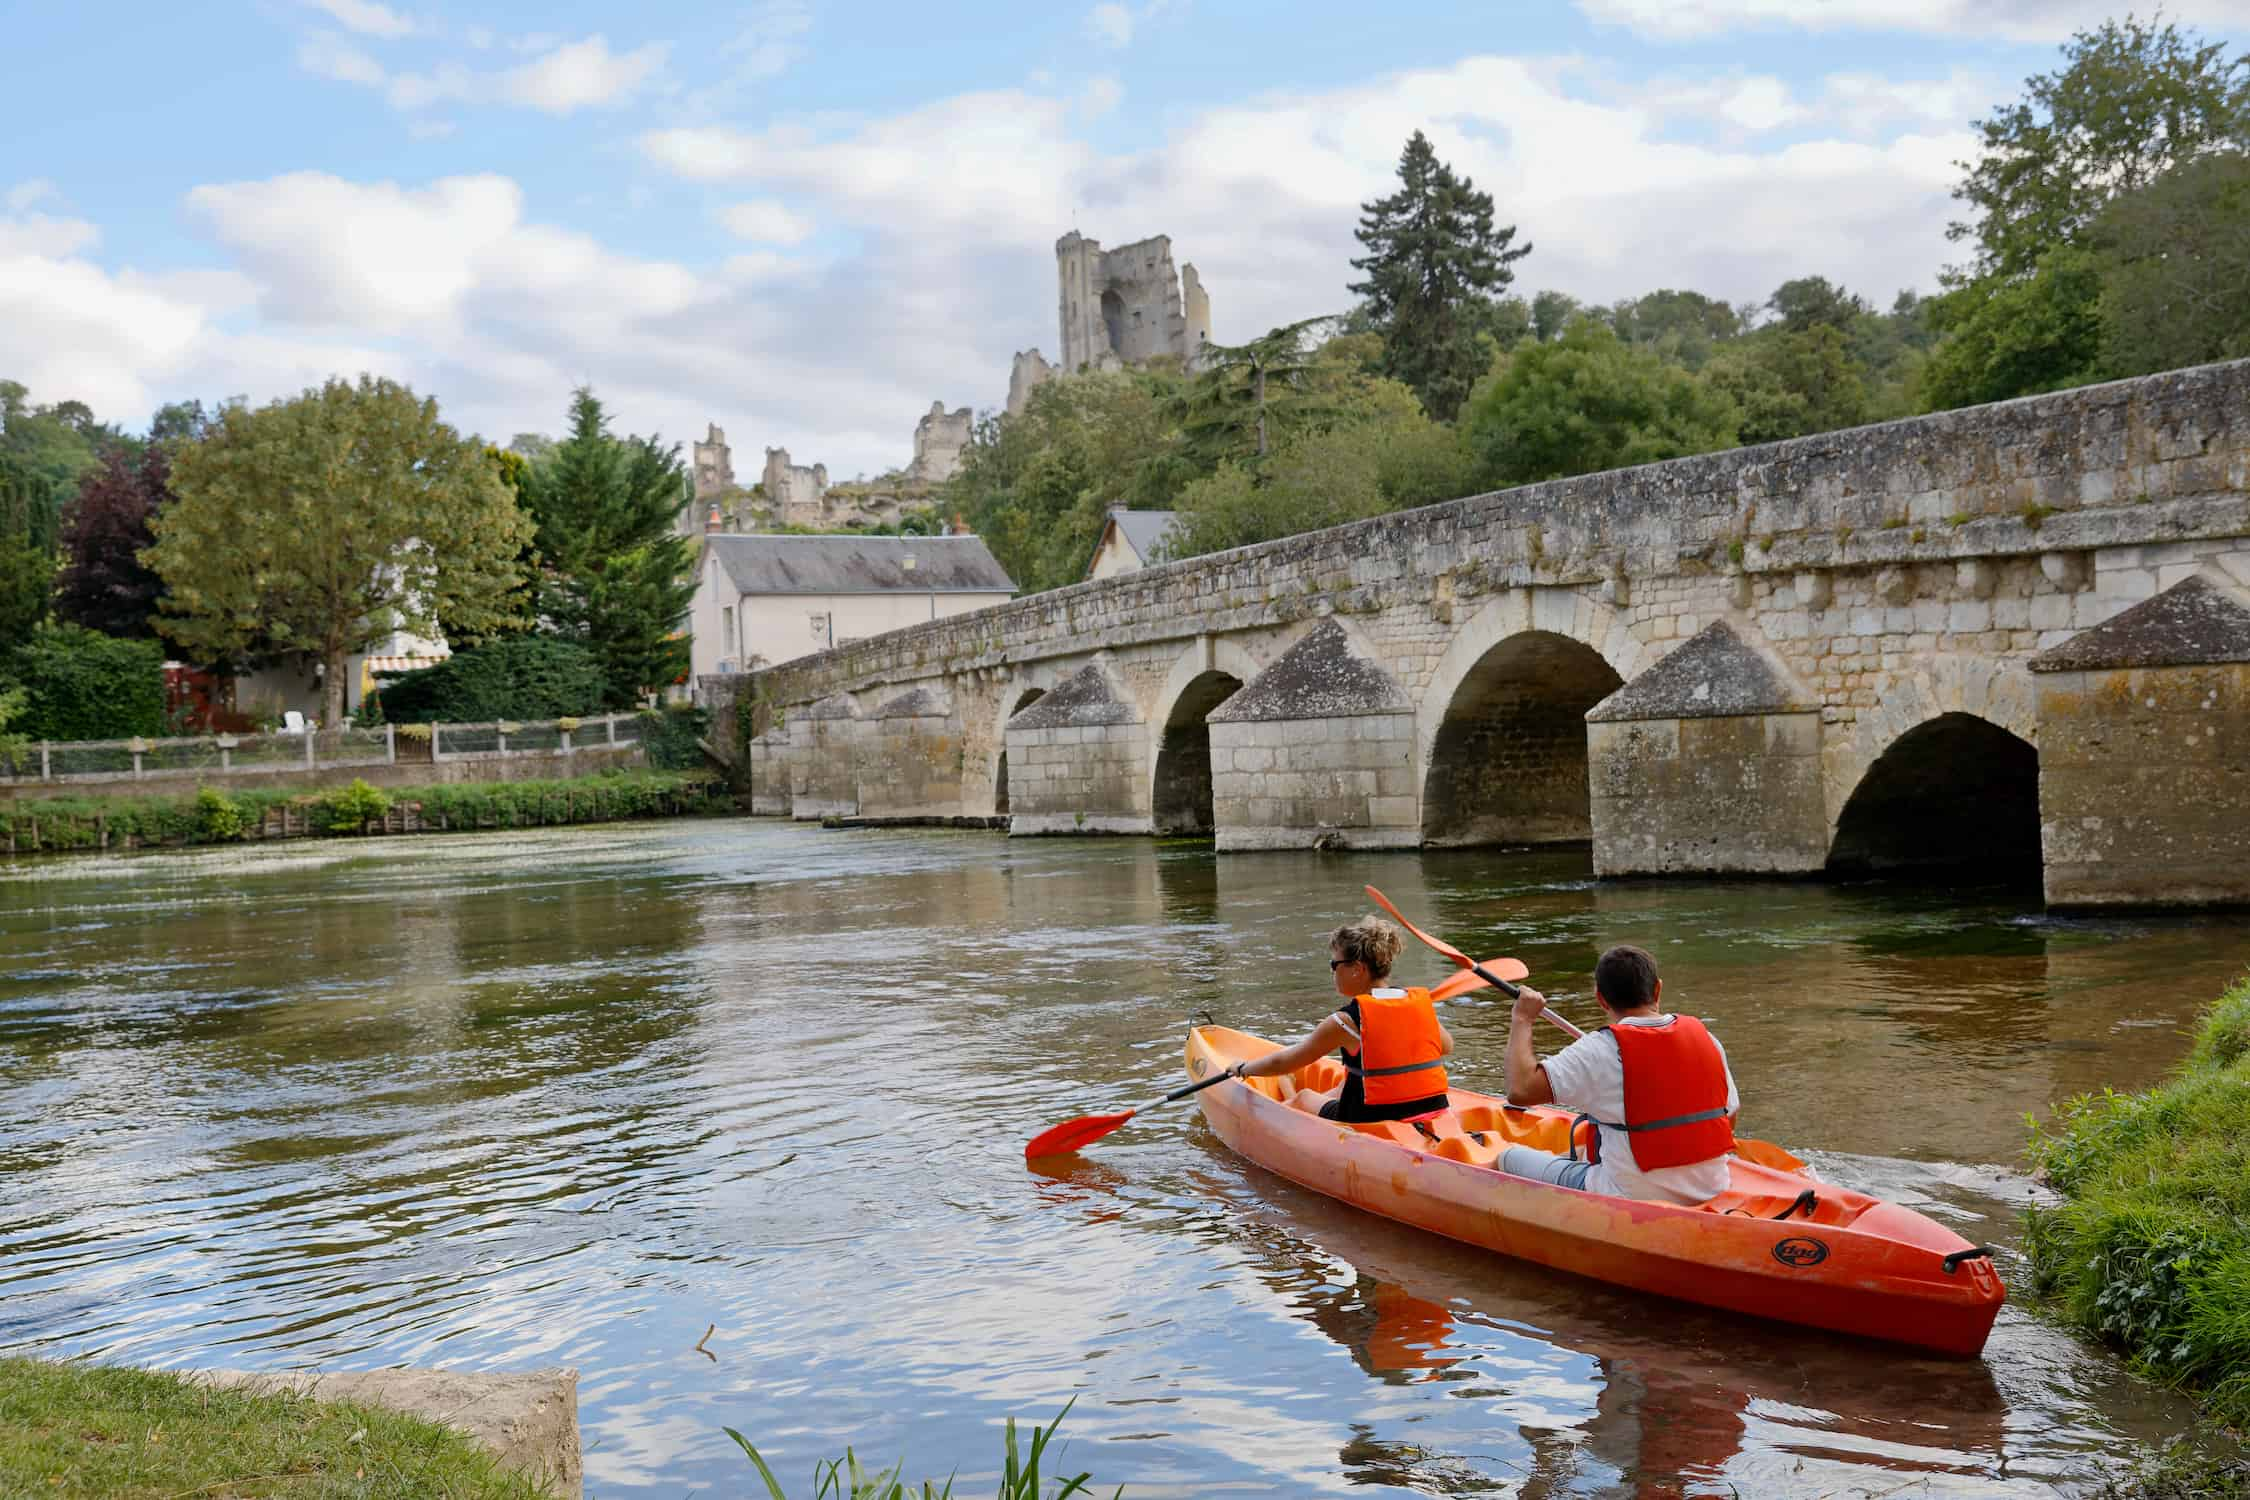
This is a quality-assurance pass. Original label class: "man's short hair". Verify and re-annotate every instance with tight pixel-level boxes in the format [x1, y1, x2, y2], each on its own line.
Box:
[1594, 945, 1659, 1011]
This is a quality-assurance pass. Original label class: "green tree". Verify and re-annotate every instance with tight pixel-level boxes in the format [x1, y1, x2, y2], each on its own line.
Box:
[1349, 130, 1532, 422]
[1166, 376, 1472, 558]
[515, 389, 697, 706]
[1704, 326, 1871, 445]
[1921, 247, 2107, 411]
[0, 530, 50, 645]
[1530, 290, 1580, 344]
[1949, 15, 2250, 281]
[149, 375, 532, 726]
[945, 369, 1190, 592]
[1177, 316, 1350, 465]
[1766, 276, 1868, 334]
[1461, 318, 1739, 487]
[1605, 289, 1741, 368]
[2092, 152, 2250, 375]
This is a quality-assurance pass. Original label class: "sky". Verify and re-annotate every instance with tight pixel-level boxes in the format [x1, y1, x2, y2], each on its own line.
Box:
[4, 1, 2247, 477]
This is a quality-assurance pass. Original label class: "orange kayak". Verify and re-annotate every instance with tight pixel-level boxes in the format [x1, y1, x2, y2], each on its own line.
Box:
[1185, 1025, 2005, 1357]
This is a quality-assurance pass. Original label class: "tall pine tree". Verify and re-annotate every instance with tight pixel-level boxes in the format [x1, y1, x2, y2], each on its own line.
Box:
[518, 389, 696, 707]
[1349, 131, 1531, 422]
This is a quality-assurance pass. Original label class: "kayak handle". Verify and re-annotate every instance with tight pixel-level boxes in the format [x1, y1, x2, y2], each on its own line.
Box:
[1942, 1246, 1995, 1275]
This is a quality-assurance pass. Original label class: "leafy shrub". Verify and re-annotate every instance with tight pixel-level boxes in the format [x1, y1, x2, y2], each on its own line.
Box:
[639, 704, 709, 771]
[351, 688, 385, 728]
[2026, 974, 2250, 1428]
[5, 623, 166, 742]
[376, 637, 606, 724]
[316, 778, 392, 833]
[194, 787, 244, 842]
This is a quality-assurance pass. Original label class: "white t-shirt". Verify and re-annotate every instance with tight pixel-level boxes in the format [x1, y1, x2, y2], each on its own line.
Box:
[1538, 1015, 1739, 1205]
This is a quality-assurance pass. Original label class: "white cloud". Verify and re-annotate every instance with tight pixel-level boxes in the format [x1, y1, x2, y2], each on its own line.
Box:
[5, 179, 58, 214]
[1577, 0, 2250, 41]
[719, 199, 816, 244]
[309, 32, 667, 116]
[298, 33, 387, 87]
[1087, 3, 1135, 47]
[501, 36, 669, 113]
[20, 46, 1993, 481]
[1081, 74, 1125, 120]
[308, 0, 416, 39]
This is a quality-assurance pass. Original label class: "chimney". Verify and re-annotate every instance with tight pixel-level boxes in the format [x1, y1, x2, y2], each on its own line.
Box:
[705, 503, 723, 534]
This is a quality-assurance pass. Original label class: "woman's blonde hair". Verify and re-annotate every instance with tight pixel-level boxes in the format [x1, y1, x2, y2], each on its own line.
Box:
[1330, 915, 1404, 978]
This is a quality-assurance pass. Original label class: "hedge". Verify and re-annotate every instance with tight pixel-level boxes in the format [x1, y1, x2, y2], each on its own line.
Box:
[376, 637, 607, 724]
[4, 623, 166, 741]
[1, 769, 726, 854]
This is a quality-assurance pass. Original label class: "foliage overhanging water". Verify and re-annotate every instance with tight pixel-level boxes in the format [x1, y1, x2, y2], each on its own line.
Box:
[2, 821, 2243, 1496]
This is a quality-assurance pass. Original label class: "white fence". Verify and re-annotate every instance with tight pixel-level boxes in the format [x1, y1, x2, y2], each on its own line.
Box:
[1, 713, 646, 786]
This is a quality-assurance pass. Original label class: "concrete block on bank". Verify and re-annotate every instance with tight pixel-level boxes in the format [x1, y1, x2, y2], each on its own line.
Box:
[195, 1367, 580, 1499]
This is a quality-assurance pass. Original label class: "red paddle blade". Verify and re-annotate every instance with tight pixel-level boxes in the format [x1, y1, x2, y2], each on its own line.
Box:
[1365, 885, 1473, 967]
[1025, 1109, 1136, 1160]
[1430, 956, 1530, 1002]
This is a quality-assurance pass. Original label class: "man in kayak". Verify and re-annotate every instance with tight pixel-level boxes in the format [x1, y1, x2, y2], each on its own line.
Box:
[1500, 945, 1739, 1204]
[1227, 916, 1455, 1123]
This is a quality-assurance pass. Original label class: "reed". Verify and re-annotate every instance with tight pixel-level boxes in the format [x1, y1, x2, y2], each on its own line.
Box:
[726, 1400, 1119, 1500]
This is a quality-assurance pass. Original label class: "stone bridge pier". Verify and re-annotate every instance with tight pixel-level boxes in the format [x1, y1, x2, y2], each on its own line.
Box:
[708, 361, 2250, 910]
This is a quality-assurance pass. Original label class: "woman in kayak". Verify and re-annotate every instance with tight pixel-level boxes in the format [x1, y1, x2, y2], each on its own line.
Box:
[1228, 916, 1454, 1122]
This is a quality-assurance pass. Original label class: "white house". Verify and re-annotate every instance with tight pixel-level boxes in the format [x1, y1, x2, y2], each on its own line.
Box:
[690, 531, 1017, 678]
[1084, 508, 1179, 580]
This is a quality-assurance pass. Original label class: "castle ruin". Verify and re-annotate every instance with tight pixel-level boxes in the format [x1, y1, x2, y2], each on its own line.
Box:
[908, 402, 973, 484]
[692, 423, 735, 500]
[1009, 231, 1213, 413]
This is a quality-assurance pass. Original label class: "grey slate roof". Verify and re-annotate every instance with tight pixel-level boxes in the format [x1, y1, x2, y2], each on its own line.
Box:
[1588, 621, 1816, 722]
[706, 533, 1016, 596]
[1209, 620, 1410, 722]
[1110, 510, 1179, 563]
[2029, 575, 2250, 671]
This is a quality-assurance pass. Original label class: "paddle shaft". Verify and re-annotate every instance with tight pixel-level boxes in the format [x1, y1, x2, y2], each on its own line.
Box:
[1470, 961, 1585, 1041]
[1134, 1067, 1237, 1114]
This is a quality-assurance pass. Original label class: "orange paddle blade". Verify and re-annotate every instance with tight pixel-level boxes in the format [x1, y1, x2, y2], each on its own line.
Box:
[1025, 1110, 1136, 1160]
[1732, 1137, 1812, 1175]
[1365, 885, 1474, 967]
[1430, 957, 1530, 1002]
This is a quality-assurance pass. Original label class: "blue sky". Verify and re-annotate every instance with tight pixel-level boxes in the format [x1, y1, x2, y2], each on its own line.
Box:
[3, 1, 2245, 474]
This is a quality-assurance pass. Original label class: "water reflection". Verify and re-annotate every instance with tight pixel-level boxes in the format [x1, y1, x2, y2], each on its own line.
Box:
[1, 824, 2238, 1497]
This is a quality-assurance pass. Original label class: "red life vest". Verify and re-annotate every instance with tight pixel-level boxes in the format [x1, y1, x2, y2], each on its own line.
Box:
[1346, 989, 1448, 1105]
[1606, 1015, 1735, 1171]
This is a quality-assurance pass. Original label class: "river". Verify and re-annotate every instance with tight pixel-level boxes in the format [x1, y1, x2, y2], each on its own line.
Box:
[2, 821, 2243, 1496]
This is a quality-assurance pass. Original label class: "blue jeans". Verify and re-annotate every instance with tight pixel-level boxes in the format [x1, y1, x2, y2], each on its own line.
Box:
[1500, 1147, 1595, 1190]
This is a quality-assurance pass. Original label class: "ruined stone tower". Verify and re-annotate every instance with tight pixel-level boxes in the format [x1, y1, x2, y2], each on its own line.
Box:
[693, 423, 734, 500]
[1054, 232, 1212, 372]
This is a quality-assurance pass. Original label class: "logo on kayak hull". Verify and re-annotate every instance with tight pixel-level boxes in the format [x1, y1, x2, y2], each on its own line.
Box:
[1773, 1236, 1830, 1268]
[1191, 1056, 1209, 1078]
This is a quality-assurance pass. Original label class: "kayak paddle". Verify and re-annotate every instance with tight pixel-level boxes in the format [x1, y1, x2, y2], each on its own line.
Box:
[1364, 885, 1581, 1039]
[1025, 1068, 1237, 1160]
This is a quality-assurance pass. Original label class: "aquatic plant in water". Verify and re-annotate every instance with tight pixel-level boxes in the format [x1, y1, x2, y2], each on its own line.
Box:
[726, 1401, 1118, 1500]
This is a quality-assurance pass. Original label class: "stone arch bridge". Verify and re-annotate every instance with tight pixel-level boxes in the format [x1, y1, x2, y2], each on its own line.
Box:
[708, 361, 2250, 910]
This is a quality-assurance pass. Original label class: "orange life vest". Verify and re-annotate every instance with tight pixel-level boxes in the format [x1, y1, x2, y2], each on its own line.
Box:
[1605, 1015, 1735, 1171]
[1347, 988, 1448, 1105]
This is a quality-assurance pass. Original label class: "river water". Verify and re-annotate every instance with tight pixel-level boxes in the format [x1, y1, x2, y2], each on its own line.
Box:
[3, 821, 2244, 1497]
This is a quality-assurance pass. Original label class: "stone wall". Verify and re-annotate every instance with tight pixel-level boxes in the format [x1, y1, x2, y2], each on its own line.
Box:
[908, 402, 973, 485]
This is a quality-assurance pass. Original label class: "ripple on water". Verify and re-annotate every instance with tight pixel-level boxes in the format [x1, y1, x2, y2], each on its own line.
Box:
[0, 822, 2237, 1496]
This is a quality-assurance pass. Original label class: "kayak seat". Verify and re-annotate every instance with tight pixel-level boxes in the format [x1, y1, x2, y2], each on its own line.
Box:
[1346, 1121, 1427, 1149]
[1696, 1183, 1870, 1228]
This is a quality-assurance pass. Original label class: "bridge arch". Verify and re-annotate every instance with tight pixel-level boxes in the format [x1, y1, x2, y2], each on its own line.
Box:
[1146, 637, 1261, 836]
[1826, 711, 2041, 881]
[1417, 590, 1642, 848]
[990, 676, 1055, 818]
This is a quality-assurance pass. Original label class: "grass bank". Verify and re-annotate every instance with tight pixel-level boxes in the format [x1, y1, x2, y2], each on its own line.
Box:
[1, 768, 728, 855]
[0, 1357, 548, 1498]
[2028, 974, 2250, 1431]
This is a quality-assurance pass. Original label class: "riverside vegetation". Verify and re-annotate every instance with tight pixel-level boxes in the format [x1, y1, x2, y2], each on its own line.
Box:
[0, 1358, 545, 1499]
[0, 768, 724, 854]
[2029, 976, 2250, 1442]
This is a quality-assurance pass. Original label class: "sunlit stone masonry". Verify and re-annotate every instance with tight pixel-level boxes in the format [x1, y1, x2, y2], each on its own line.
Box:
[706, 360, 2250, 910]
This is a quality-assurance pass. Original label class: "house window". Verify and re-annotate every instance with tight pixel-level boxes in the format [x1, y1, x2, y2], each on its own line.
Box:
[721, 606, 735, 664]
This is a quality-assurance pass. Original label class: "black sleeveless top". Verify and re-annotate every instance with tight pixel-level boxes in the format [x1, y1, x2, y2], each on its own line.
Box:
[1328, 997, 1450, 1123]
